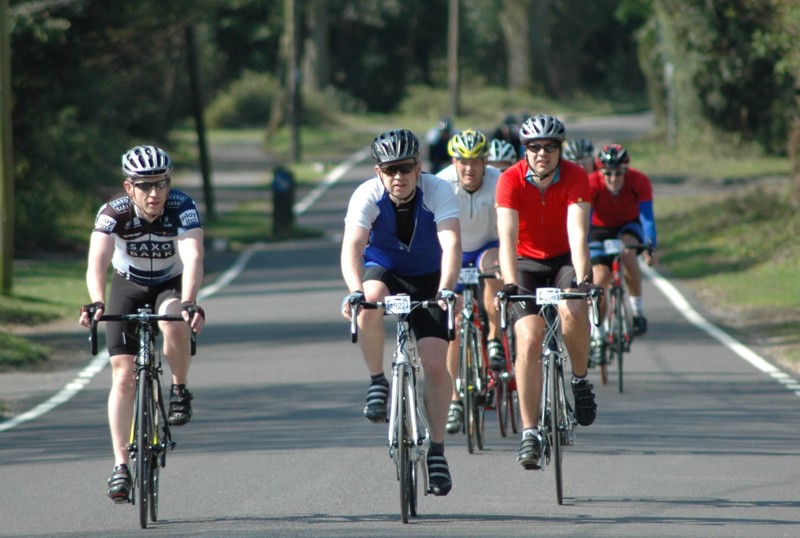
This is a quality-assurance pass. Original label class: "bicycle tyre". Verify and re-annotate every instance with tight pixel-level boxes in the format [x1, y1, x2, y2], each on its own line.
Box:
[149, 379, 161, 522]
[509, 386, 520, 435]
[398, 370, 410, 524]
[472, 332, 486, 451]
[495, 375, 508, 437]
[464, 324, 477, 454]
[612, 288, 626, 393]
[552, 362, 565, 506]
[408, 457, 418, 517]
[136, 372, 151, 529]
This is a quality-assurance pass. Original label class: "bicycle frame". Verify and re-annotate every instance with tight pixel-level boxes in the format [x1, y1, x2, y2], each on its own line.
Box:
[499, 286, 600, 505]
[90, 307, 195, 528]
[349, 294, 455, 523]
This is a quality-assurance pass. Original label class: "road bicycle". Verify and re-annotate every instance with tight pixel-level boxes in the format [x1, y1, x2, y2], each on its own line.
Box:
[591, 239, 651, 393]
[499, 286, 600, 505]
[348, 294, 455, 524]
[455, 266, 518, 450]
[89, 306, 196, 529]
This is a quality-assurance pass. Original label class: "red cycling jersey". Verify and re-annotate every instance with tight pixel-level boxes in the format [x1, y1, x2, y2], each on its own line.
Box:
[496, 159, 590, 260]
[588, 167, 653, 228]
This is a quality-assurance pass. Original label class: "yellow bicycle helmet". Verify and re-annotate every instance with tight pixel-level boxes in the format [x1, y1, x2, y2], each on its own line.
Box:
[447, 129, 488, 159]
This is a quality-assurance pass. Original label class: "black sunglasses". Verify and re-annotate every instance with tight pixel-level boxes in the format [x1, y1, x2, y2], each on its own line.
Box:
[380, 162, 417, 176]
[526, 142, 561, 154]
[131, 178, 171, 191]
[602, 169, 626, 177]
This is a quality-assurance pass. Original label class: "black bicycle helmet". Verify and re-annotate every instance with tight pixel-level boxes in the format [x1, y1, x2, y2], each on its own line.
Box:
[121, 145, 173, 178]
[519, 114, 567, 144]
[598, 144, 630, 169]
[371, 129, 420, 164]
[563, 138, 595, 161]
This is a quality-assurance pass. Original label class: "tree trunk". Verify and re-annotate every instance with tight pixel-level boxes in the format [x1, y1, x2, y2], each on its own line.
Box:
[301, 0, 329, 93]
[790, 80, 800, 204]
[499, 0, 533, 91]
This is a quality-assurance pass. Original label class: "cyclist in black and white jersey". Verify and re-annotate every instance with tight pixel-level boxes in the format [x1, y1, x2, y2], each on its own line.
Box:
[78, 145, 206, 504]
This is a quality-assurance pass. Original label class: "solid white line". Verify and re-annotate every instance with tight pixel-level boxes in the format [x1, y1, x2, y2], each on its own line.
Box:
[643, 264, 788, 378]
[0, 148, 371, 434]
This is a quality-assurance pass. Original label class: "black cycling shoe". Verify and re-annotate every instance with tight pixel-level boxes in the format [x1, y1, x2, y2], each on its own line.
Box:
[168, 384, 194, 426]
[517, 430, 543, 470]
[572, 378, 597, 426]
[363, 381, 389, 423]
[633, 316, 648, 336]
[487, 339, 506, 371]
[107, 464, 131, 503]
[427, 454, 452, 496]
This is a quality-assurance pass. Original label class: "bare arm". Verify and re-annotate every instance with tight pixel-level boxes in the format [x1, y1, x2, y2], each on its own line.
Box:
[496, 207, 519, 286]
[567, 201, 592, 284]
[436, 217, 461, 291]
[177, 228, 205, 332]
[177, 228, 205, 304]
[80, 231, 114, 326]
[341, 224, 370, 294]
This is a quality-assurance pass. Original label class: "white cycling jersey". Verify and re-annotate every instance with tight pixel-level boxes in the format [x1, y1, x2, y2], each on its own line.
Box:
[437, 164, 500, 252]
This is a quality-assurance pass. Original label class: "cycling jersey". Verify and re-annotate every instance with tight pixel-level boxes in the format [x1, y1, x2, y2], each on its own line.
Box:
[495, 159, 590, 260]
[93, 189, 203, 286]
[436, 164, 500, 252]
[344, 173, 459, 276]
[588, 167, 657, 247]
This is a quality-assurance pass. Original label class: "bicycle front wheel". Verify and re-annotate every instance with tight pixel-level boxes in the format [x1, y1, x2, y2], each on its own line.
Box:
[135, 372, 152, 529]
[551, 362, 566, 505]
[612, 289, 626, 393]
[396, 369, 411, 523]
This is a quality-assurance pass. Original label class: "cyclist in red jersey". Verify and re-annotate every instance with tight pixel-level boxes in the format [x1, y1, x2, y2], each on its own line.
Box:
[588, 144, 658, 339]
[495, 114, 598, 471]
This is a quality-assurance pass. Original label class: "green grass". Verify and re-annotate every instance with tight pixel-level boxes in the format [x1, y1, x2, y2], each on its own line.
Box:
[0, 259, 88, 367]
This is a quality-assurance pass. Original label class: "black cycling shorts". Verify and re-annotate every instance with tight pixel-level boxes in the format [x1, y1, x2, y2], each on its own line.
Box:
[512, 253, 576, 318]
[106, 271, 182, 356]
[363, 265, 448, 341]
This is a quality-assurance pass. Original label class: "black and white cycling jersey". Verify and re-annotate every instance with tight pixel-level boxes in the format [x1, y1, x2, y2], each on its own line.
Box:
[93, 190, 203, 286]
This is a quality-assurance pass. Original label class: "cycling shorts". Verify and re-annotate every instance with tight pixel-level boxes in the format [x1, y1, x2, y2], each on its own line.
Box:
[363, 265, 448, 341]
[511, 253, 576, 318]
[456, 240, 500, 293]
[106, 271, 182, 356]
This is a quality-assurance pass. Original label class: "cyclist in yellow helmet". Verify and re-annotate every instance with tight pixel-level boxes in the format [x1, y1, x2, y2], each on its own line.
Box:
[436, 129, 507, 434]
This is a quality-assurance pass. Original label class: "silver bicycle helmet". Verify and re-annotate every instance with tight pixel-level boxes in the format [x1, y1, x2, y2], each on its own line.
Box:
[519, 114, 567, 144]
[371, 129, 420, 164]
[563, 138, 595, 161]
[121, 145, 173, 178]
[487, 139, 518, 163]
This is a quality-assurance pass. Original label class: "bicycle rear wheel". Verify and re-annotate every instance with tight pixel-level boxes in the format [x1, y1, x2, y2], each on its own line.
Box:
[135, 373, 152, 529]
[495, 374, 508, 437]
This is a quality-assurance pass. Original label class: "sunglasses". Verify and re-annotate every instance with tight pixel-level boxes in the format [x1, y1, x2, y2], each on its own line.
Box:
[526, 142, 561, 154]
[602, 169, 626, 177]
[380, 162, 417, 176]
[131, 178, 171, 191]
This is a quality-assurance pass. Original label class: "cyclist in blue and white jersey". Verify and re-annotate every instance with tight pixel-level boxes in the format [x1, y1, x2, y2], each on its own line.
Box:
[340, 129, 462, 496]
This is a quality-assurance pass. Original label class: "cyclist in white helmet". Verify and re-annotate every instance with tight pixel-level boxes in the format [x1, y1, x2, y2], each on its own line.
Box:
[495, 114, 598, 471]
[563, 137, 597, 174]
[436, 129, 507, 434]
[487, 139, 518, 172]
[79, 145, 206, 504]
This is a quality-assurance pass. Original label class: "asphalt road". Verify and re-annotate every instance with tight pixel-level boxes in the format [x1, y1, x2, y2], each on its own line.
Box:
[2, 114, 800, 536]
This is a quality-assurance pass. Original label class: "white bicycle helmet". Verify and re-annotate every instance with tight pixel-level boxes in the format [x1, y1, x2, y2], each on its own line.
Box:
[121, 145, 173, 178]
[488, 139, 518, 163]
[519, 114, 567, 144]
